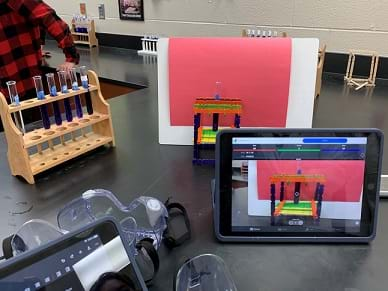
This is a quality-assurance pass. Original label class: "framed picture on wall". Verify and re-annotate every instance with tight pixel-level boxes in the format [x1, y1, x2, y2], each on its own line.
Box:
[118, 0, 144, 21]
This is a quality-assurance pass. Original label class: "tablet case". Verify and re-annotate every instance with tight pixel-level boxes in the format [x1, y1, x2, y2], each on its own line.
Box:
[0, 217, 148, 290]
[213, 128, 383, 243]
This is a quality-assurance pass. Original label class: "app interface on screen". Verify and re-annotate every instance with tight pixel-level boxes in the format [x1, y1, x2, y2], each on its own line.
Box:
[231, 137, 366, 233]
[0, 234, 138, 291]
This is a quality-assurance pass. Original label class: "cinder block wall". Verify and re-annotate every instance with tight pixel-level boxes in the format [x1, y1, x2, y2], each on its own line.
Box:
[46, 0, 388, 55]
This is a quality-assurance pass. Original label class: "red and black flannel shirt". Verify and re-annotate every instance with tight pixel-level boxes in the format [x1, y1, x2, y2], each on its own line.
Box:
[0, 0, 80, 101]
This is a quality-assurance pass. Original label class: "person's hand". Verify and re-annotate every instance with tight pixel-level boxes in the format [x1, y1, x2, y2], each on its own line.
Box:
[57, 62, 76, 74]
[42, 51, 51, 58]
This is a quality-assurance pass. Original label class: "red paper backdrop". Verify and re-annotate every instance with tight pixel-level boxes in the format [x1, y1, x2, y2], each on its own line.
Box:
[168, 38, 292, 127]
[256, 160, 365, 202]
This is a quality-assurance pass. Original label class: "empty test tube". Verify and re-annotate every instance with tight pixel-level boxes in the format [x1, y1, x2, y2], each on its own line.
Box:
[46, 73, 62, 126]
[70, 68, 83, 118]
[58, 71, 73, 122]
[80, 66, 93, 115]
[33, 76, 50, 130]
[6, 81, 25, 134]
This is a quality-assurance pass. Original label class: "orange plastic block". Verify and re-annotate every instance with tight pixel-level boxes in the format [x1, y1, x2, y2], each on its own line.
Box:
[274, 200, 286, 216]
[270, 174, 326, 183]
[193, 97, 242, 114]
[311, 200, 318, 219]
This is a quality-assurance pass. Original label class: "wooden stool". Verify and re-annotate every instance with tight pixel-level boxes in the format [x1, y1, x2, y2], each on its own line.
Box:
[345, 50, 379, 90]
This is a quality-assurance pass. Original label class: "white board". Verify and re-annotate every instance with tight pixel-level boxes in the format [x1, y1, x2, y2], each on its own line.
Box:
[158, 38, 319, 145]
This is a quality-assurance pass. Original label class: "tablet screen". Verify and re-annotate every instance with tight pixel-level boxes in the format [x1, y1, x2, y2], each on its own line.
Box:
[0, 220, 145, 291]
[217, 129, 382, 241]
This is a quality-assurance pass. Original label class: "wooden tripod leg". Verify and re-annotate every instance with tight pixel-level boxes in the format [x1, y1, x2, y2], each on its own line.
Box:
[349, 79, 360, 86]
[368, 55, 376, 83]
[355, 81, 368, 91]
[372, 55, 379, 85]
[345, 52, 353, 80]
[348, 54, 356, 81]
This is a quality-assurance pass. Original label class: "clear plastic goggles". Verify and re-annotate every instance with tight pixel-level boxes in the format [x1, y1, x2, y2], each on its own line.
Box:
[175, 254, 237, 291]
[57, 189, 168, 251]
[11, 219, 64, 256]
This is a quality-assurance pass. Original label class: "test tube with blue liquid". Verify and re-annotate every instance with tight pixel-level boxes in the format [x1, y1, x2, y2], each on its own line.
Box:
[58, 71, 73, 122]
[70, 68, 83, 118]
[33, 76, 50, 130]
[80, 66, 93, 115]
[213, 81, 222, 131]
[214, 81, 222, 100]
[6, 81, 25, 134]
[46, 73, 62, 126]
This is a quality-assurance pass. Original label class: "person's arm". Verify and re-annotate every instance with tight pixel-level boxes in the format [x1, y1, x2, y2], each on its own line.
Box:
[39, 26, 51, 57]
[39, 26, 46, 46]
[8, 0, 79, 67]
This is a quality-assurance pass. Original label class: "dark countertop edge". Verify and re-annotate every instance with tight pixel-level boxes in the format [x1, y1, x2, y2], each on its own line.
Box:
[98, 76, 147, 89]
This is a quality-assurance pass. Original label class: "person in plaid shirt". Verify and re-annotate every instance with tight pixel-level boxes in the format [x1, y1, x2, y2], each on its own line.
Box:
[0, 0, 80, 102]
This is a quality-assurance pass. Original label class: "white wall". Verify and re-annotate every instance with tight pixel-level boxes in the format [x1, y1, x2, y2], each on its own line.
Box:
[46, 0, 388, 55]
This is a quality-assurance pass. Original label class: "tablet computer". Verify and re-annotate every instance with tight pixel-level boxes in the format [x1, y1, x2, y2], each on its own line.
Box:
[214, 128, 383, 242]
[0, 217, 147, 291]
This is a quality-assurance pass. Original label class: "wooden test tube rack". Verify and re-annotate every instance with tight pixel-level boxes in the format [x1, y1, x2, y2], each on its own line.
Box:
[71, 19, 98, 48]
[0, 70, 115, 184]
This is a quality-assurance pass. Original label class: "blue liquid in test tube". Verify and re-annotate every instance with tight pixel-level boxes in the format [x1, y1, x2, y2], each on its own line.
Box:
[70, 68, 83, 118]
[58, 71, 73, 122]
[33, 76, 50, 130]
[74, 95, 83, 118]
[50, 85, 57, 96]
[80, 66, 93, 115]
[37, 90, 45, 100]
[63, 99, 73, 122]
[214, 81, 222, 100]
[46, 73, 62, 125]
[14, 94, 20, 105]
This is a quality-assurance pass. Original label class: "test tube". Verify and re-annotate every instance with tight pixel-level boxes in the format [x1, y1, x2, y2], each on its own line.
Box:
[213, 81, 222, 131]
[33, 76, 50, 130]
[80, 66, 93, 115]
[58, 71, 73, 122]
[6, 81, 25, 134]
[70, 68, 83, 118]
[46, 73, 62, 126]
[214, 81, 222, 100]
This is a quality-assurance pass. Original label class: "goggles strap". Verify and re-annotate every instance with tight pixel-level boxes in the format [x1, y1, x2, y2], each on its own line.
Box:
[163, 199, 192, 249]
